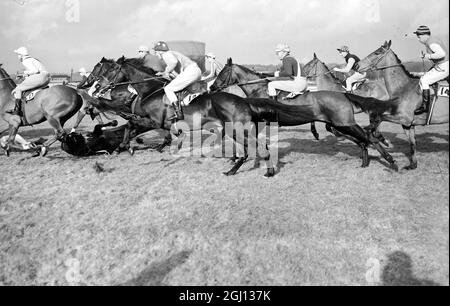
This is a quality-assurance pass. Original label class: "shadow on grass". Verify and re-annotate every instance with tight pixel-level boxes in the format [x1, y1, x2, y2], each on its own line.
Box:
[382, 251, 441, 286]
[119, 251, 192, 286]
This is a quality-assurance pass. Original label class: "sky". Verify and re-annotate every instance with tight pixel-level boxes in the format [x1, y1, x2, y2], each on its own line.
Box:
[0, 0, 448, 73]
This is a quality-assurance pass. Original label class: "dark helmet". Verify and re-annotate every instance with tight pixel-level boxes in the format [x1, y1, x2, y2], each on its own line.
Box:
[414, 25, 431, 36]
[153, 41, 169, 52]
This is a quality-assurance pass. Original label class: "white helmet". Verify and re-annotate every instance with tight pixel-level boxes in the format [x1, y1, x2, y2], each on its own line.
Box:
[137, 45, 150, 53]
[275, 43, 290, 53]
[79, 67, 87, 75]
[14, 47, 29, 56]
[206, 52, 216, 59]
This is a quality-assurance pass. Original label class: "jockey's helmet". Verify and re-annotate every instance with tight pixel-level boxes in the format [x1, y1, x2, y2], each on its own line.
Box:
[337, 46, 350, 53]
[79, 67, 87, 75]
[153, 41, 169, 52]
[206, 52, 216, 59]
[275, 43, 290, 53]
[138, 45, 150, 53]
[414, 25, 431, 36]
[14, 47, 29, 56]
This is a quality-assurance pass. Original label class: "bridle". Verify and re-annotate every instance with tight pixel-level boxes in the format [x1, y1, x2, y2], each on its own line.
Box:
[211, 65, 268, 92]
[357, 47, 403, 73]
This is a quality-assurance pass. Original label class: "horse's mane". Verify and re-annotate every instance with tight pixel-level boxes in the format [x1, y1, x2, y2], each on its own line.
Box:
[122, 57, 157, 76]
[388, 49, 420, 79]
[0, 66, 16, 87]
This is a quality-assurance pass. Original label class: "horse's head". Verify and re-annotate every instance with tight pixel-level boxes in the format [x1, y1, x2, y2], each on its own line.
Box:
[78, 57, 114, 90]
[303, 53, 328, 78]
[89, 57, 127, 98]
[210, 58, 260, 91]
[357, 40, 394, 73]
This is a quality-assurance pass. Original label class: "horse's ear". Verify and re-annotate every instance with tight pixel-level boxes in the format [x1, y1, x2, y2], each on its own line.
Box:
[388, 40, 392, 48]
[313, 53, 317, 59]
[227, 58, 233, 66]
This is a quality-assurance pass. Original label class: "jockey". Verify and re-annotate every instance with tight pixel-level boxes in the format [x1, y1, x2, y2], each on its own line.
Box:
[137, 45, 166, 72]
[333, 46, 366, 92]
[201, 52, 223, 90]
[413, 25, 449, 115]
[77, 67, 90, 89]
[153, 41, 202, 121]
[268, 43, 307, 100]
[8, 47, 50, 116]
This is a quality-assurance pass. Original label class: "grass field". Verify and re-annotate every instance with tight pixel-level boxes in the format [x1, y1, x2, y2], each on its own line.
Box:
[0, 115, 448, 286]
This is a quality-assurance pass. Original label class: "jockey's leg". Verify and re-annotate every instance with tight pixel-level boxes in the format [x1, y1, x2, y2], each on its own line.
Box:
[345, 72, 364, 92]
[7, 86, 23, 116]
[164, 65, 201, 121]
[267, 82, 278, 100]
[416, 62, 449, 115]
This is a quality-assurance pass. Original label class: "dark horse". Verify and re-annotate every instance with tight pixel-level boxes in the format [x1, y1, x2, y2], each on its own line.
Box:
[355, 41, 449, 170]
[88, 58, 399, 177]
[62, 119, 155, 156]
[0, 65, 83, 157]
[210, 58, 320, 140]
[70, 58, 119, 132]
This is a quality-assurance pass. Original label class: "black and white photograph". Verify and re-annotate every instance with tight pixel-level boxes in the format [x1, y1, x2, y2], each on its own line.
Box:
[0, 0, 448, 289]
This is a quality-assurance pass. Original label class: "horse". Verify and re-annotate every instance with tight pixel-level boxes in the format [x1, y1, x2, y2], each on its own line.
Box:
[61, 120, 157, 156]
[303, 53, 393, 147]
[210, 58, 320, 140]
[353, 40, 449, 170]
[303, 53, 391, 99]
[89, 58, 400, 177]
[0, 64, 83, 157]
[70, 58, 118, 132]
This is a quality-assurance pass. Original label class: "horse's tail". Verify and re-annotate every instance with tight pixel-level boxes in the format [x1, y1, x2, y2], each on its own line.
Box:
[344, 93, 399, 115]
[246, 98, 314, 124]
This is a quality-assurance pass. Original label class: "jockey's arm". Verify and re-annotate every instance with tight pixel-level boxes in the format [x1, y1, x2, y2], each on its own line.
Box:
[162, 52, 179, 75]
[22, 59, 40, 76]
[334, 58, 355, 73]
[426, 43, 446, 60]
[202, 62, 215, 80]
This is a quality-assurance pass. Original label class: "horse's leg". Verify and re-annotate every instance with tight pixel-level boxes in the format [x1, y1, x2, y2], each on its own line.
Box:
[366, 114, 390, 148]
[311, 122, 320, 140]
[403, 125, 418, 170]
[222, 128, 237, 163]
[114, 121, 133, 155]
[38, 115, 66, 157]
[152, 130, 172, 153]
[71, 111, 86, 133]
[223, 129, 249, 176]
[333, 125, 371, 168]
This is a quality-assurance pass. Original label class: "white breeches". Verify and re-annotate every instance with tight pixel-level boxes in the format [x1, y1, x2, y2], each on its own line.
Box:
[12, 72, 50, 99]
[345, 71, 366, 91]
[267, 77, 307, 96]
[164, 64, 202, 104]
[420, 61, 449, 90]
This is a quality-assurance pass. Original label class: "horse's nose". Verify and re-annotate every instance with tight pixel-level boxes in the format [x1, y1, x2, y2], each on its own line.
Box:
[95, 83, 101, 89]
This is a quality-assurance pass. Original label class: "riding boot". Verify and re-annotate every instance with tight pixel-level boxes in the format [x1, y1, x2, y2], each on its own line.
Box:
[414, 89, 431, 115]
[169, 101, 184, 121]
[6, 99, 23, 116]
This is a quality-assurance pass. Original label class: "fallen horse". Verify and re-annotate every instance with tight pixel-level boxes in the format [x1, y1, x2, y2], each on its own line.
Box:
[61, 118, 160, 156]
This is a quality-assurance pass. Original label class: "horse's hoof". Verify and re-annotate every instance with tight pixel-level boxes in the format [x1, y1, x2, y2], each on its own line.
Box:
[128, 147, 135, 156]
[41, 147, 48, 157]
[391, 162, 399, 172]
[223, 171, 235, 176]
[403, 164, 417, 171]
[313, 133, 320, 141]
[2, 145, 10, 157]
[112, 149, 121, 156]
[31, 149, 41, 158]
[264, 168, 276, 178]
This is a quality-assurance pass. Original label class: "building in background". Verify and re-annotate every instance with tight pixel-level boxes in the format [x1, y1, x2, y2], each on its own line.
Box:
[50, 73, 71, 85]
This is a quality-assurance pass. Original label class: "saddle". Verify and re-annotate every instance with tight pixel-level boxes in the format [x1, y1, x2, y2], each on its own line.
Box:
[176, 80, 208, 106]
[351, 79, 368, 92]
[22, 85, 49, 102]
